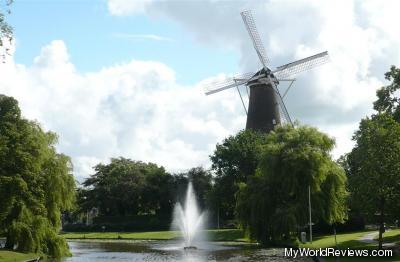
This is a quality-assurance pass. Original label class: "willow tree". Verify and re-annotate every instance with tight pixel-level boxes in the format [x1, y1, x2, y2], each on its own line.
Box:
[236, 125, 348, 245]
[209, 130, 268, 220]
[0, 95, 75, 257]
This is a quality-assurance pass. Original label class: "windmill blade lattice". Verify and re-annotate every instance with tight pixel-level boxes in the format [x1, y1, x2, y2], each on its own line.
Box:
[203, 72, 255, 95]
[240, 10, 270, 68]
[273, 51, 329, 79]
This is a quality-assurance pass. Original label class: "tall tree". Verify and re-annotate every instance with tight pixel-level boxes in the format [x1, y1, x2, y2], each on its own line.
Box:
[0, 0, 13, 59]
[0, 95, 75, 257]
[209, 130, 268, 220]
[236, 125, 348, 245]
[82, 158, 173, 216]
[173, 167, 212, 210]
[373, 66, 400, 121]
[346, 113, 400, 249]
[345, 66, 400, 249]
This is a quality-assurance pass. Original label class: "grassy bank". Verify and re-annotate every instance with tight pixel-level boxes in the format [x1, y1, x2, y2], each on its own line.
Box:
[62, 229, 247, 242]
[379, 229, 400, 245]
[301, 230, 376, 249]
[0, 250, 39, 262]
[301, 230, 400, 262]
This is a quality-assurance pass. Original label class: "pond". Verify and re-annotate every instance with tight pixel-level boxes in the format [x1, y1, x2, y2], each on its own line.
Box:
[62, 240, 312, 261]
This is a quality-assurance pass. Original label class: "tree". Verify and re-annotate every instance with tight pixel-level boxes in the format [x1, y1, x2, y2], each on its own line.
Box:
[173, 167, 212, 210]
[0, 0, 13, 59]
[346, 113, 400, 249]
[373, 66, 400, 121]
[82, 158, 173, 216]
[209, 130, 268, 220]
[0, 95, 76, 257]
[236, 125, 348, 245]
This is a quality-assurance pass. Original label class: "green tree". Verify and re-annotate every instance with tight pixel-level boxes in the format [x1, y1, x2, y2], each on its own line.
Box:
[0, 95, 75, 257]
[373, 66, 400, 121]
[141, 163, 174, 215]
[236, 125, 348, 245]
[0, 0, 13, 59]
[209, 130, 268, 220]
[346, 113, 400, 249]
[173, 167, 212, 210]
[82, 158, 173, 216]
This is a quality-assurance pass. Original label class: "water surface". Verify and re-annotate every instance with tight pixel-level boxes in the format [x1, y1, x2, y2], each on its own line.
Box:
[64, 240, 312, 261]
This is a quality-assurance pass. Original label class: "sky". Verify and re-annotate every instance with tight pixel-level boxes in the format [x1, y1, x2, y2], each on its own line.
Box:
[1, 0, 399, 182]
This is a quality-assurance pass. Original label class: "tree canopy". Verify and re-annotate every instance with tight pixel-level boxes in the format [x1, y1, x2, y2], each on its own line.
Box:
[373, 66, 400, 121]
[209, 130, 268, 220]
[0, 95, 76, 257]
[236, 125, 348, 245]
[343, 66, 400, 249]
[80, 157, 212, 218]
[346, 113, 400, 248]
[0, 0, 13, 59]
[81, 158, 171, 216]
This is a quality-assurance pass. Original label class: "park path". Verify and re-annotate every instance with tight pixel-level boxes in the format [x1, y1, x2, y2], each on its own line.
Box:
[358, 230, 396, 247]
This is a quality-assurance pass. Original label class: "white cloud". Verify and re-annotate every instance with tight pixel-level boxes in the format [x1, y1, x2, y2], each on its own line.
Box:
[0, 40, 245, 182]
[113, 33, 173, 42]
[108, 0, 154, 15]
[106, 0, 400, 159]
[2, 0, 400, 181]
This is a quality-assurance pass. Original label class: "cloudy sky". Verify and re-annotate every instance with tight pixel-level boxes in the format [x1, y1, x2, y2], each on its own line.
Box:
[1, 0, 399, 182]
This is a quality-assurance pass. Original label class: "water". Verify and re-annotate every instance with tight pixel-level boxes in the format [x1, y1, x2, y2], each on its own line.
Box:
[63, 240, 312, 261]
[60, 182, 312, 261]
[172, 182, 205, 248]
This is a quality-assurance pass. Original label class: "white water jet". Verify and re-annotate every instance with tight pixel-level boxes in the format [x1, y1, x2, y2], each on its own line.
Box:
[172, 182, 205, 248]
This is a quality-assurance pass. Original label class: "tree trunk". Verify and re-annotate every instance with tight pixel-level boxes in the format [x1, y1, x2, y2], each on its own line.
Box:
[378, 197, 385, 249]
[4, 233, 14, 250]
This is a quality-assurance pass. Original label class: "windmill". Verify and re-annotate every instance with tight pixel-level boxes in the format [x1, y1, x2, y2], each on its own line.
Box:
[203, 10, 329, 133]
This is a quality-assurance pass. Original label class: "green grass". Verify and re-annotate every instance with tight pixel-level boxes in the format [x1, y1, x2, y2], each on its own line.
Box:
[301, 230, 376, 249]
[61, 229, 247, 242]
[0, 250, 39, 262]
[300, 230, 400, 262]
[379, 229, 400, 245]
[62, 230, 180, 240]
[206, 229, 248, 242]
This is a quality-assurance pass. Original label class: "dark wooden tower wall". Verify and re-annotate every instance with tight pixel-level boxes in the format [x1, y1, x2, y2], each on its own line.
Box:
[245, 83, 281, 133]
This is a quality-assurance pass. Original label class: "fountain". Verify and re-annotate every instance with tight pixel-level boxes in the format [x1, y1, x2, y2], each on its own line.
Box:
[172, 182, 205, 250]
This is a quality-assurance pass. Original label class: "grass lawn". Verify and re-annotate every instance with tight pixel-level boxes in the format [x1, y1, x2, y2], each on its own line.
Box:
[301, 230, 376, 249]
[0, 250, 39, 262]
[380, 229, 400, 245]
[61, 229, 247, 242]
[62, 230, 180, 240]
[301, 230, 400, 262]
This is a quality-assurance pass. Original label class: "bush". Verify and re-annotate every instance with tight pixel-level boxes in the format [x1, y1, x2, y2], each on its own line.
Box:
[62, 215, 171, 232]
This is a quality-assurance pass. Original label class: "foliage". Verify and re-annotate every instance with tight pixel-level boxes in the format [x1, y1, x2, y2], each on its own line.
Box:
[81, 158, 174, 216]
[173, 167, 212, 210]
[344, 66, 400, 249]
[0, 95, 75, 257]
[0, 0, 13, 59]
[236, 125, 348, 245]
[81, 160, 212, 218]
[373, 66, 400, 121]
[209, 130, 268, 219]
[346, 113, 400, 248]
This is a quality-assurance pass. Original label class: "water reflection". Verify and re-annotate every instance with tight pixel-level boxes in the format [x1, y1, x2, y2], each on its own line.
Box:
[63, 240, 311, 261]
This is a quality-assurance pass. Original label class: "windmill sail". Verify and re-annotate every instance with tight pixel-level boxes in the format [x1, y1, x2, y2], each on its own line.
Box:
[203, 10, 330, 133]
[203, 72, 255, 95]
[273, 51, 329, 79]
[240, 10, 269, 68]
